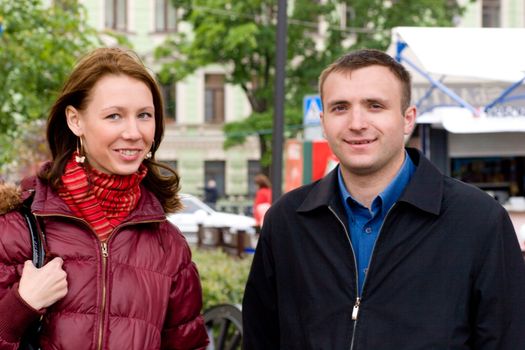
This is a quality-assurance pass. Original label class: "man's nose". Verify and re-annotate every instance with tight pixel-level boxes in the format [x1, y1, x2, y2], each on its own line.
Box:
[347, 107, 368, 130]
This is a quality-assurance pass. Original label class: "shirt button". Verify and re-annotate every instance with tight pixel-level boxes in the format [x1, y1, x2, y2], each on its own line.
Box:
[365, 227, 372, 234]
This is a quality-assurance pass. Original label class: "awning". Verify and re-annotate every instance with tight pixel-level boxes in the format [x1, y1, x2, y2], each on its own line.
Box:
[389, 27, 525, 133]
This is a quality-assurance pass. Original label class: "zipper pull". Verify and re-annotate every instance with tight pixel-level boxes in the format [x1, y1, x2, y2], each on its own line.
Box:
[352, 297, 361, 320]
[101, 242, 108, 258]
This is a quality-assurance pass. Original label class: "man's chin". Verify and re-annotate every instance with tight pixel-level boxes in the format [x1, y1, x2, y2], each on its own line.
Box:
[341, 161, 376, 177]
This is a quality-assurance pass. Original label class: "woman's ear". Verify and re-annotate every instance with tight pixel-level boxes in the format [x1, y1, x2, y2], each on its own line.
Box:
[65, 105, 83, 137]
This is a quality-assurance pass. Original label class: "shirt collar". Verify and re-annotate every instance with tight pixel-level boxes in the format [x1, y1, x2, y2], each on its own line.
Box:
[337, 150, 415, 216]
[378, 151, 415, 215]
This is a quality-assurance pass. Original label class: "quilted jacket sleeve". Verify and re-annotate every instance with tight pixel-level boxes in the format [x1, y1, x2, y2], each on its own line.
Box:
[161, 227, 208, 350]
[0, 212, 43, 350]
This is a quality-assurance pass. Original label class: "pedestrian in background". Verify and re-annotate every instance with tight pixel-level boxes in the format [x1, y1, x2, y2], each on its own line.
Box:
[0, 47, 208, 349]
[253, 174, 272, 229]
[242, 49, 525, 349]
[203, 179, 219, 210]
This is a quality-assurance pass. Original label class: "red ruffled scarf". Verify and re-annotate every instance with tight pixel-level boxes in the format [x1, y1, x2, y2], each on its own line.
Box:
[58, 153, 148, 241]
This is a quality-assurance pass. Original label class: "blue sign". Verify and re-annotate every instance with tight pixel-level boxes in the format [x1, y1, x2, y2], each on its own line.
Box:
[303, 95, 322, 126]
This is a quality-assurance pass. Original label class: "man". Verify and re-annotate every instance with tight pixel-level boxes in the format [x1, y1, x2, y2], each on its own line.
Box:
[242, 49, 525, 349]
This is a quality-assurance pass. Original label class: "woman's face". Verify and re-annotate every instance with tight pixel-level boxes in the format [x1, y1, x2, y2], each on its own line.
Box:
[66, 74, 156, 175]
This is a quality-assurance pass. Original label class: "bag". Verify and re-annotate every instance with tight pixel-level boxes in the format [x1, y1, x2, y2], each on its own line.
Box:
[18, 202, 45, 350]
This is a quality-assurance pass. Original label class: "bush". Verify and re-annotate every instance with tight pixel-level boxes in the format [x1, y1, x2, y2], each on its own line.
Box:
[191, 248, 253, 311]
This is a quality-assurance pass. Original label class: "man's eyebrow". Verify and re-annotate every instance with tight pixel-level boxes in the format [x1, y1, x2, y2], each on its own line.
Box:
[326, 100, 349, 108]
[364, 97, 389, 105]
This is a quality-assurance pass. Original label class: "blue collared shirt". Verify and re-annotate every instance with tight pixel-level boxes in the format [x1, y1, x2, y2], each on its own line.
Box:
[337, 152, 415, 296]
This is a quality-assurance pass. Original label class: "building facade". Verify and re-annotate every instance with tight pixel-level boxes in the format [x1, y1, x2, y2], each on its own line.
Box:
[80, 0, 525, 206]
[408, 0, 525, 245]
[81, 0, 260, 201]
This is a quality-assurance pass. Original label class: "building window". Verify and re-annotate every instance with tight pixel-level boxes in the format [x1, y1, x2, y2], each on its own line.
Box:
[204, 160, 226, 198]
[160, 160, 178, 176]
[204, 74, 225, 124]
[161, 82, 177, 122]
[451, 156, 525, 204]
[105, 0, 127, 31]
[155, 0, 177, 32]
[482, 0, 500, 27]
[248, 160, 261, 196]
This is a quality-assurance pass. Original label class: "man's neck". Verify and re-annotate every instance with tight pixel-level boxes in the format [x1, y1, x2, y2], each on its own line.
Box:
[341, 152, 406, 209]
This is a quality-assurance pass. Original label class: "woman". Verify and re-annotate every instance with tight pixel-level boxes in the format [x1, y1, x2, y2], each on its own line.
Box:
[0, 48, 208, 349]
[253, 174, 272, 229]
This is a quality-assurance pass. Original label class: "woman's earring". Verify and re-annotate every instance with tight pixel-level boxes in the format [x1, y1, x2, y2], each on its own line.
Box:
[75, 137, 86, 164]
[145, 140, 154, 160]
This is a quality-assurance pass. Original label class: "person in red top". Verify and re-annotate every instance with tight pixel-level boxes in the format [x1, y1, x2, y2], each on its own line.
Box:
[253, 174, 272, 229]
[0, 48, 208, 349]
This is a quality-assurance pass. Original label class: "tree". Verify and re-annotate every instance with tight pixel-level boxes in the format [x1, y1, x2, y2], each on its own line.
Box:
[156, 0, 467, 175]
[0, 0, 99, 180]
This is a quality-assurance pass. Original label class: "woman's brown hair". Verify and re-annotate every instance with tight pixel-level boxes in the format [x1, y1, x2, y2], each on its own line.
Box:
[254, 174, 271, 189]
[39, 47, 181, 213]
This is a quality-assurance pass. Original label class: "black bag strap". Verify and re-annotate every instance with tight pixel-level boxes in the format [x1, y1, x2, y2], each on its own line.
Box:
[19, 187, 46, 268]
[20, 205, 45, 268]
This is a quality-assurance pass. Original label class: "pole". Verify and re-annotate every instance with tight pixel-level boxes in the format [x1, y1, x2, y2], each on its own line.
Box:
[271, 0, 287, 203]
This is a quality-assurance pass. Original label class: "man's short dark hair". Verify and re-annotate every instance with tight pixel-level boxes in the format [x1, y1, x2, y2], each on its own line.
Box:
[319, 49, 412, 112]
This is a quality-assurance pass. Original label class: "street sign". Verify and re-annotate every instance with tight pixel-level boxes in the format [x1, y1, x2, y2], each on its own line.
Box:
[303, 95, 322, 126]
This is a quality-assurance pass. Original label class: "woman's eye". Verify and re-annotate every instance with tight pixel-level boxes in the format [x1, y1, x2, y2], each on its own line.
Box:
[106, 114, 120, 120]
[138, 112, 153, 120]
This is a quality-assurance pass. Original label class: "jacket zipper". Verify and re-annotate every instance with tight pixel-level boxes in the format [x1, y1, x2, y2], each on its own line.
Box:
[35, 213, 165, 350]
[95, 220, 164, 350]
[328, 206, 360, 350]
[351, 297, 361, 320]
[97, 241, 109, 350]
[328, 204, 397, 350]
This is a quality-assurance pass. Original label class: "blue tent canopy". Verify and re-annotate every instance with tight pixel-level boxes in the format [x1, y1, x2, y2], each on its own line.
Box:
[390, 27, 525, 133]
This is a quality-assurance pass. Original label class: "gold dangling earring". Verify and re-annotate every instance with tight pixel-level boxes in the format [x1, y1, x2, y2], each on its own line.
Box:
[145, 140, 154, 160]
[75, 137, 86, 164]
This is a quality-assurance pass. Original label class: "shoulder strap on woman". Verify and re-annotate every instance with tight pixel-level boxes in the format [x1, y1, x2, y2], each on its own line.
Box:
[19, 177, 46, 269]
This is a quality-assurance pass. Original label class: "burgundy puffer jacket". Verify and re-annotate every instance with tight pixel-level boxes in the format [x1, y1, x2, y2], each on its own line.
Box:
[0, 178, 208, 349]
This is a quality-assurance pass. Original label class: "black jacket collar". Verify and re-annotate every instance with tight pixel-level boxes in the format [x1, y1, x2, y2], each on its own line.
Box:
[297, 148, 443, 216]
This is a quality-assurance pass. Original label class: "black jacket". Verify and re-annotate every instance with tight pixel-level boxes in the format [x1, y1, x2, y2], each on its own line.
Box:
[242, 148, 525, 350]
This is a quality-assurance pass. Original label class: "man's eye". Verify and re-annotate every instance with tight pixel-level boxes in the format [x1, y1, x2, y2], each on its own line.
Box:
[332, 105, 348, 112]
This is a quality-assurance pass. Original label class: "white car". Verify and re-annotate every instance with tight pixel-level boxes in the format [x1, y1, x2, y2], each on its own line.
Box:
[167, 194, 256, 242]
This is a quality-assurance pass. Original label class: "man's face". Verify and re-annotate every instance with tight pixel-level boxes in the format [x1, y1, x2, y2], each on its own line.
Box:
[320, 66, 416, 180]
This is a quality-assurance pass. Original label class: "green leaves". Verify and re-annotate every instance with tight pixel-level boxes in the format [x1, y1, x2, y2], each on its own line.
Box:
[156, 0, 467, 173]
[191, 248, 253, 311]
[0, 0, 100, 177]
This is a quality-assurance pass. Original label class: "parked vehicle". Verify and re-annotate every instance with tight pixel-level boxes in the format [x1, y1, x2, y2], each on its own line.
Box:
[168, 194, 256, 243]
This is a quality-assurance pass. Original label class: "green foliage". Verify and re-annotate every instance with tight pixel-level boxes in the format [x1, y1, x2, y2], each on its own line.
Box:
[0, 0, 100, 173]
[156, 0, 468, 172]
[223, 106, 302, 169]
[191, 248, 253, 311]
[334, 0, 469, 50]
